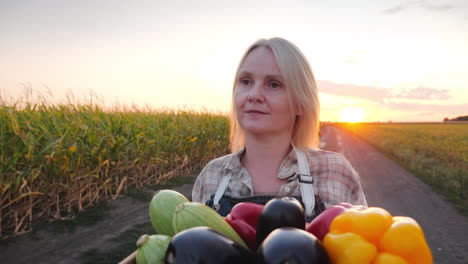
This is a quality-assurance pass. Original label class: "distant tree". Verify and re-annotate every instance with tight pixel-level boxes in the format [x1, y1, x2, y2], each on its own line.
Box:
[453, 115, 468, 121]
[446, 115, 468, 121]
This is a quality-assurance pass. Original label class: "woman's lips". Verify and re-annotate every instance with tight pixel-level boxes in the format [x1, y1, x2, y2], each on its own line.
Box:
[246, 110, 267, 114]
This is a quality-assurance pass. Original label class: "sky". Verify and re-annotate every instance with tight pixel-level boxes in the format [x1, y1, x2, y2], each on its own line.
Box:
[1, 0, 467, 122]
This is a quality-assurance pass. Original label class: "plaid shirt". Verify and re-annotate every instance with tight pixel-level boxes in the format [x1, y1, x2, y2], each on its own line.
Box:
[192, 147, 367, 208]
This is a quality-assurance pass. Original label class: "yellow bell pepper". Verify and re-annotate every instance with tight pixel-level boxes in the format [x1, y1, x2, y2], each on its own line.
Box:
[324, 232, 378, 263]
[323, 207, 433, 264]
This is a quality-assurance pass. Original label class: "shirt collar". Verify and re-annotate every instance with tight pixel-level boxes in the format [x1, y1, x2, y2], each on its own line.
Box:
[278, 147, 299, 179]
[222, 147, 244, 173]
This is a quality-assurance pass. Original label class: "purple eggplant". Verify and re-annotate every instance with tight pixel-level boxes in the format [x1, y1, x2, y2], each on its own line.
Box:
[257, 227, 330, 264]
[164, 226, 254, 264]
[256, 197, 305, 247]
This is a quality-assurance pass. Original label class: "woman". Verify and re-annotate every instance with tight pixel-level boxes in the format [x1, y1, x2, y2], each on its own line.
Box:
[192, 37, 367, 219]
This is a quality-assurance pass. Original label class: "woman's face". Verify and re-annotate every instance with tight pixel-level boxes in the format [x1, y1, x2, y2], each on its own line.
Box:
[234, 47, 298, 138]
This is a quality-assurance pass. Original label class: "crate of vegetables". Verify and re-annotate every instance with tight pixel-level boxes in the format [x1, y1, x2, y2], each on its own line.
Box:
[120, 190, 433, 264]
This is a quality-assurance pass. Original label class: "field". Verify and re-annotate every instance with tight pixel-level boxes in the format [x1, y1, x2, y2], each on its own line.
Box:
[0, 102, 230, 238]
[338, 122, 468, 213]
[2, 99, 467, 239]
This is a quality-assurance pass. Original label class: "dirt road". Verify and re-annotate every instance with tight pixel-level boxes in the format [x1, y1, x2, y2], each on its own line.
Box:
[1, 126, 467, 263]
[321, 125, 468, 264]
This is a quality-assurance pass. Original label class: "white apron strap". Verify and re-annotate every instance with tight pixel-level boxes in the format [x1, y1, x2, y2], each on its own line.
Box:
[212, 173, 232, 210]
[213, 150, 315, 217]
[296, 150, 315, 218]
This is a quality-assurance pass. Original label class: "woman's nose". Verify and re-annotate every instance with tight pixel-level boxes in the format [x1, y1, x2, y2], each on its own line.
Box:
[248, 83, 264, 103]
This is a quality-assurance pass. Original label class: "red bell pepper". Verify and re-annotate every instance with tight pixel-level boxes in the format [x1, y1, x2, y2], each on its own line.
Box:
[306, 202, 355, 241]
[225, 202, 264, 252]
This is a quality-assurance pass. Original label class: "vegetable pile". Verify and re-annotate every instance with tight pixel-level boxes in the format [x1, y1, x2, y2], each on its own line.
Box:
[134, 189, 433, 264]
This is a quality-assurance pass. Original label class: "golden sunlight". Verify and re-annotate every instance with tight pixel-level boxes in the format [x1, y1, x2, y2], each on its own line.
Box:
[339, 106, 364, 123]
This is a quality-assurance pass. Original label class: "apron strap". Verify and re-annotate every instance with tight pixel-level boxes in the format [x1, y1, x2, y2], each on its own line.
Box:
[212, 149, 315, 218]
[296, 150, 315, 218]
[212, 172, 232, 210]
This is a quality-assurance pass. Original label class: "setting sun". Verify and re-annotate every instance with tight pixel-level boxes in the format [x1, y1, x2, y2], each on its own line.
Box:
[339, 106, 364, 123]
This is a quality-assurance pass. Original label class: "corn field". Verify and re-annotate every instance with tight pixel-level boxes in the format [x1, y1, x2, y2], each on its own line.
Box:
[0, 101, 230, 238]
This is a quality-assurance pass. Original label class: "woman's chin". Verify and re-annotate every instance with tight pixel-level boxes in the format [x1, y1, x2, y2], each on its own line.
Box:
[242, 125, 276, 136]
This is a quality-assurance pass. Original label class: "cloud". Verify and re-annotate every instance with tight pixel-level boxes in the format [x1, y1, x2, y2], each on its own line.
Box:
[422, 2, 454, 11]
[317, 80, 451, 102]
[382, 4, 408, 14]
[383, 0, 455, 15]
[317, 80, 392, 103]
[395, 86, 451, 100]
[318, 80, 466, 120]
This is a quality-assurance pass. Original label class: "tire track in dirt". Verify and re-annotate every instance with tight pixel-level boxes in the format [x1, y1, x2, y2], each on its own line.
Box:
[321, 125, 468, 264]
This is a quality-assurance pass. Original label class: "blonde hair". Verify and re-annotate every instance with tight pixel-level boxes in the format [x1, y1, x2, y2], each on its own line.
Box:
[230, 37, 320, 152]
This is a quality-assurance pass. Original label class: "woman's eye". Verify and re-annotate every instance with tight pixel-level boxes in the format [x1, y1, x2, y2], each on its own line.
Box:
[269, 82, 281, 88]
[240, 79, 251, 85]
